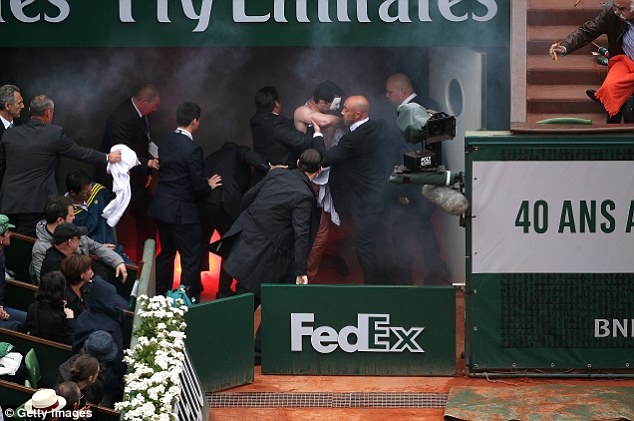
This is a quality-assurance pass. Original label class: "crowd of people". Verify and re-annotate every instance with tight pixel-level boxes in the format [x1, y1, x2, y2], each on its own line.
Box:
[0, 72, 451, 371]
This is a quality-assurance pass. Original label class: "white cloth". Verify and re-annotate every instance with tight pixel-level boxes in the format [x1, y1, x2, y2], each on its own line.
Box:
[102, 144, 140, 227]
[0, 352, 22, 376]
[313, 168, 340, 226]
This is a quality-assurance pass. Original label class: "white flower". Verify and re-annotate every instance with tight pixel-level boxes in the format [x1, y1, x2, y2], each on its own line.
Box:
[118, 294, 187, 421]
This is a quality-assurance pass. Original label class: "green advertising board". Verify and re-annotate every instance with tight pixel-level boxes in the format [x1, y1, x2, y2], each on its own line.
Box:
[261, 284, 455, 375]
[0, 0, 509, 47]
[465, 131, 634, 373]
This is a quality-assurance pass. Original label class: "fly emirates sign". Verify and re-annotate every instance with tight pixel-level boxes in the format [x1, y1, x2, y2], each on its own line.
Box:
[291, 313, 425, 354]
[3, 0, 499, 32]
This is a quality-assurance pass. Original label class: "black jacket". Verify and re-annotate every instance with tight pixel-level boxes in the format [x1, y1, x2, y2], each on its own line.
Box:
[24, 301, 75, 345]
[202, 144, 268, 220]
[561, 8, 627, 58]
[250, 111, 317, 184]
[323, 119, 393, 215]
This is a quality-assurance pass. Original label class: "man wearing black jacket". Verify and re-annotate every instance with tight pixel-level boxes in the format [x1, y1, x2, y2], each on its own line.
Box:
[200, 142, 268, 298]
[250, 85, 322, 185]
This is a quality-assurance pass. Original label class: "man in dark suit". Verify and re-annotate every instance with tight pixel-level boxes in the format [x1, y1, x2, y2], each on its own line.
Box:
[384, 73, 449, 285]
[148, 102, 221, 303]
[200, 142, 268, 299]
[250, 85, 322, 185]
[214, 148, 323, 363]
[322, 95, 394, 284]
[0, 84, 24, 139]
[99, 84, 161, 262]
[0, 95, 121, 236]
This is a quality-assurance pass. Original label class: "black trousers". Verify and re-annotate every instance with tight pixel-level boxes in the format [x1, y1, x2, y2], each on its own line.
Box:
[199, 203, 234, 296]
[155, 219, 203, 298]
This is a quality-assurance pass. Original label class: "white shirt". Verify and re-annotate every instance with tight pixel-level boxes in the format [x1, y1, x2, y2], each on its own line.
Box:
[350, 117, 369, 132]
[400, 93, 418, 106]
[0, 115, 12, 129]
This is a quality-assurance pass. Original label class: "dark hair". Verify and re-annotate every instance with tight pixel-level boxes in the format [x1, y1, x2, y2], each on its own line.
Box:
[43, 196, 74, 223]
[65, 169, 92, 195]
[37, 271, 67, 308]
[55, 381, 81, 409]
[133, 84, 160, 103]
[60, 254, 92, 286]
[255, 86, 279, 112]
[297, 148, 323, 174]
[313, 80, 343, 104]
[176, 102, 201, 127]
[69, 354, 100, 385]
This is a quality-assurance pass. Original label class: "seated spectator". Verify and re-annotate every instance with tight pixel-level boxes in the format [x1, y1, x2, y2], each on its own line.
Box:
[73, 276, 127, 382]
[24, 271, 75, 344]
[54, 380, 82, 412]
[65, 169, 134, 264]
[24, 388, 67, 421]
[40, 223, 86, 280]
[66, 355, 101, 406]
[0, 214, 27, 331]
[33, 196, 127, 283]
[60, 254, 94, 317]
[58, 330, 123, 408]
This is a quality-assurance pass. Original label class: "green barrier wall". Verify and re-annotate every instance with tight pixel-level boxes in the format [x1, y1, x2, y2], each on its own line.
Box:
[184, 293, 254, 392]
[465, 131, 634, 374]
[261, 284, 455, 375]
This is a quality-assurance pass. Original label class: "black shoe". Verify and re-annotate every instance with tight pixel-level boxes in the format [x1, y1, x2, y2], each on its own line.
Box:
[586, 89, 601, 104]
[324, 254, 349, 276]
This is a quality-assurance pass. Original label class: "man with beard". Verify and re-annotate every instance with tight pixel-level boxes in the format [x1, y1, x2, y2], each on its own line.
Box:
[550, 0, 634, 123]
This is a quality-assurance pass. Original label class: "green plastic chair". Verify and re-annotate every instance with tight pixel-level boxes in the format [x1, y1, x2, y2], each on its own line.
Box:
[24, 348, 41, 389]
[11, 403, 26, 421]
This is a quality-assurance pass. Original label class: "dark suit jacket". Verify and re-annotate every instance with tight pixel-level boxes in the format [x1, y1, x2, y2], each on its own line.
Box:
[322, 119, 393, 215]
[148, 131, 211, 224]
[202, 144, 268, 220]
[0, 118, 106, 214]
[219, 168, 320, 291]
[99, 99, 151, 192]
[250, 111, 317, 184]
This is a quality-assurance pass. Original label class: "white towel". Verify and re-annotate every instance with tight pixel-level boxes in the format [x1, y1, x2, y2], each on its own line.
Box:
[102, 144, 140, 227]
[0, 352, 22, 376]
[313, 167, 340, 226]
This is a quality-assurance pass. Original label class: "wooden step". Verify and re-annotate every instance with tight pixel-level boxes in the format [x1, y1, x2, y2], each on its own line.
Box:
[528, 0, 604, 10]
[527, 101, 605, 115]
[527, 84, 605, 101]
[527, 40, 605, 56]
[527, 9, 602, 26]
[528, 25, 608, 44]
[527, 55, 607, 85]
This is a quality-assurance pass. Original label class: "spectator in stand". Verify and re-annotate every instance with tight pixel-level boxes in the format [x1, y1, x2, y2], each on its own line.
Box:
[67, 355, 101, 406]
[24, 271, 75, 345]
[54, 381, 83, 413]
[57, 330, 123, 408]
[24, 388, 67, 421]
[0, 214, 26, 331]
[33, 197, 127, 283]
[73, 274, 127, 404]
[65, 169, 133, 264]
[60, 254, 94, 317]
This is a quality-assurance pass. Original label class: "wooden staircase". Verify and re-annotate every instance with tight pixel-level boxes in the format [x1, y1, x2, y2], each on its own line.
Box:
[523, 0, 609, 124]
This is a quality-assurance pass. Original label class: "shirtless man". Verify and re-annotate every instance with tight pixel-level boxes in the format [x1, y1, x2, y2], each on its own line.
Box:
[294, 81, 349, 282]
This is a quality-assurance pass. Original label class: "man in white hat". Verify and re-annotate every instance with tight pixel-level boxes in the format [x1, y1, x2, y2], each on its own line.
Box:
[24, 388, 66, 420]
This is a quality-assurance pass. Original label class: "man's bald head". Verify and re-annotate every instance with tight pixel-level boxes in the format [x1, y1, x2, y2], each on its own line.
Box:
[342, 95, 370, 125]
[386, 73, 415, 106]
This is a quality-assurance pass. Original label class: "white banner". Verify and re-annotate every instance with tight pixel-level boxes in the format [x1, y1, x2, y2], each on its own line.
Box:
[471, 161, 634, 273]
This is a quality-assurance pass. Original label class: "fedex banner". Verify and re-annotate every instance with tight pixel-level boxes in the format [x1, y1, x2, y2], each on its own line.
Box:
[261, 284, 455, 375]
[0, 0, 509, 47]
[471, 161, 634, 274]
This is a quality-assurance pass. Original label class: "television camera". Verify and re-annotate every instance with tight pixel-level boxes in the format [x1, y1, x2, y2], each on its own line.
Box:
[388, 102, 468, 218]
